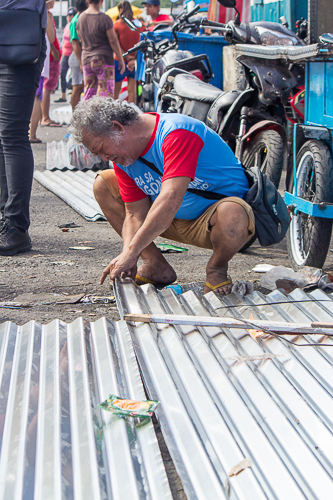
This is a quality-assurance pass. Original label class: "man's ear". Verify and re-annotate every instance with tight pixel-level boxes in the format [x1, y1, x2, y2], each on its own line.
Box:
[112, 121, 125, 133]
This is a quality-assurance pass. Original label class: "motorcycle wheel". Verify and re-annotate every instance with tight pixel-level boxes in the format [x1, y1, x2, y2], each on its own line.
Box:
[242, 129, 284, 188]
[287, 140, 333, 269]
[239, 129, 284, 252]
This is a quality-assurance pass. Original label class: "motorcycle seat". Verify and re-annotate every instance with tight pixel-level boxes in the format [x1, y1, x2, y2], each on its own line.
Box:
[173, 73, 223, 103]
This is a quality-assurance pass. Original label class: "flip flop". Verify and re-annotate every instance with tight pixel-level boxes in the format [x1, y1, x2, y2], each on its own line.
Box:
[205, 277, 232, 294]
[29, 138, 42, 143]
[135, 274, 175, 289]
[40, 121, 62, 127]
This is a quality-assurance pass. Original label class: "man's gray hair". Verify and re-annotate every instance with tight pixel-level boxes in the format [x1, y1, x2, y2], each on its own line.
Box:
[69, 97, 139, 143]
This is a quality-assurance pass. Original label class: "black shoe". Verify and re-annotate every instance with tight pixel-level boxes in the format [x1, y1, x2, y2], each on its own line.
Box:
[0, 221, 32, 256]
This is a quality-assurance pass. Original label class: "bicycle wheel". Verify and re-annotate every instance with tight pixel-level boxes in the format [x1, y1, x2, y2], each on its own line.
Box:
[287, 140, 333, 269]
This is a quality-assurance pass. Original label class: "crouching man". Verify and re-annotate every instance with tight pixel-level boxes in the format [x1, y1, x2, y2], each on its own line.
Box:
[69, 97, 255, 295]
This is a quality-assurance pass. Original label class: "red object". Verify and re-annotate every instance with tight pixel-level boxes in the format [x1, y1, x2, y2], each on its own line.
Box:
[148, 14, 172, 31]
[113, 115, 204, 202]
[62, 23, 72, 57]
[114, 19, 141, 61]
[289, 86, 305, 120]
[50, 17, 61, 62]
[208, 0, 251, 24]
[190, 70, 203, 80]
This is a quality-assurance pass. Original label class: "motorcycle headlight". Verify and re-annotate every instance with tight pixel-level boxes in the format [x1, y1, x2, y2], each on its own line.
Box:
[260, 32, 294, 46]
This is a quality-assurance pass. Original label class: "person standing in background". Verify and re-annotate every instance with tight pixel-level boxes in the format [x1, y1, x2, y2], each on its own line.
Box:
[142, 0, 172, 30]
[113, 1, 141, 104]
[55, 6, 77, 103]
[41, 0, 62, 126]
[29, 10, 54, 143]
[76, 0, 125, 101]
[0, 0, 47, 255]
[69, 0, 87, 110]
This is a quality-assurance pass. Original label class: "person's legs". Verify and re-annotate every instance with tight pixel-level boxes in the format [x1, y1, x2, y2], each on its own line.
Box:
[95, 61, 114, 99]
[204, 202, 250, 294]
[127, 77, 137, 104]
[56, 55, 69, 101]
[41, 60, 61, 125]
[114, 80, 122, 100]
[0, 38, 45, 253]
[71, 83, 84, 110]
[29, 76, 44, 142]
[94, 173, 177, 284]
[29, 96, 42, 142]
[83, 61, 98, 101]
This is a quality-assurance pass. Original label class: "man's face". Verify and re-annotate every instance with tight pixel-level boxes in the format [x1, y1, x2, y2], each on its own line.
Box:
[145, 4, 159, 19]
[83, 131, 137, 167]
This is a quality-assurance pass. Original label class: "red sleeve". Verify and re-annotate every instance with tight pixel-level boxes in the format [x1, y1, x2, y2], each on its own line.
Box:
[113, 164, 148, 203]
[162, 130, 204, 182]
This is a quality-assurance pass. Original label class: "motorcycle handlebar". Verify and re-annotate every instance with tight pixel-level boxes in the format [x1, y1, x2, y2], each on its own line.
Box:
[180, 4, 200, 23]
[201, 19, 226, 28]
[122, 40, 148, 57]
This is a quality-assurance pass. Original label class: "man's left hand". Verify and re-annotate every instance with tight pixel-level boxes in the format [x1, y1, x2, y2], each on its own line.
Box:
[100, 250, 138, 284]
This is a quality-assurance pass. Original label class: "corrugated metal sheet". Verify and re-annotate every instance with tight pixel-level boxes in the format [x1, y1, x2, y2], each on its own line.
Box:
[0, 317, 171, 500]
[50, 105, 72, 126]
[34, 170, 106, 221]
[46, 141, 109, 171]
[46, 140, 73, 171]
[115, 280, 333, 500]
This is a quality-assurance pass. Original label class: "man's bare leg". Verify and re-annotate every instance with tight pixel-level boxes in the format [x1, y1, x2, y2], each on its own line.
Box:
[71, 84, 84, 111]
[205, 202, 250, 295]
[94, 175, 176, 284]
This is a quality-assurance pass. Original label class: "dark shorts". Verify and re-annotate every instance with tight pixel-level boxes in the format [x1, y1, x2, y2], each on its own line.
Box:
[115, 59, 135, 82]
[36, 76, 44, 100]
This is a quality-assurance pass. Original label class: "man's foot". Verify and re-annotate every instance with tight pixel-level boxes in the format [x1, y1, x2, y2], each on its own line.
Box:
[135, 260, 177, 287]
[54, 97, 67, 103]
[29, 137, 42, 144]
[204, 266, 232, 296]
[0, 222, 32, 256]
[40, 120, 62, 127]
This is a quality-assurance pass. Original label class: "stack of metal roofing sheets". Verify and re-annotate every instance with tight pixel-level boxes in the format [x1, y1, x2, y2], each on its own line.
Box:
[0, 317, 171, 500]
[34, 169, 106, 221]
[46, 139, 73, 170]
[115, 280, 333, 500]
[50, 104, 72, 125]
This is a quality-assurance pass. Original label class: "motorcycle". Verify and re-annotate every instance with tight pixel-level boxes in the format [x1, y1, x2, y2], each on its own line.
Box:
[122, 5, 213, 112]
[158, 0, 306, 190]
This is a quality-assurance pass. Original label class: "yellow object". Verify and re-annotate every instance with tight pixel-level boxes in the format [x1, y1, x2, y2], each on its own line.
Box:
[205, 279, 232, 291]
[105, 5, 143, 23]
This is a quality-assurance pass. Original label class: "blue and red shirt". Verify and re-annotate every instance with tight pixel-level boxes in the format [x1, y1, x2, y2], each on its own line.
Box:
[114, 113, 249, 220]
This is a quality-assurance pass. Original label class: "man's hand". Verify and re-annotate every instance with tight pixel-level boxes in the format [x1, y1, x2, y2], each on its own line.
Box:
[100, 250, 138, 284]
[51, 44, 60, 62]
[126, 59, 135, 72]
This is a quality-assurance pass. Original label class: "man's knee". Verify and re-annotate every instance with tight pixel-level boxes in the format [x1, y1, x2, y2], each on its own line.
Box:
[93, 171, 121, 206]
[214, 202, 249, 238]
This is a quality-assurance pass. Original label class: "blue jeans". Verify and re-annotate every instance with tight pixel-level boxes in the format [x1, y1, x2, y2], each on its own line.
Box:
[0, 34, 46, 231]
[60, 54, 69, 94]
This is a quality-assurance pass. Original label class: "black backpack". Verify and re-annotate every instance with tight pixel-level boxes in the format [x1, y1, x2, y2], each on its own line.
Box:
[139, 158, 290, 247]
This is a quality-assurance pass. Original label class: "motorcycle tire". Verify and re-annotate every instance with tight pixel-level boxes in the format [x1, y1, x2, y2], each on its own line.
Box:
[239, 129, 284, 252]
[286, 140, 333, 270]
[242, 129, 284, 189]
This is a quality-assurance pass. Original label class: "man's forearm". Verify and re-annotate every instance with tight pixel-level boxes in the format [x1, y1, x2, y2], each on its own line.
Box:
[72, 40, 82, 64]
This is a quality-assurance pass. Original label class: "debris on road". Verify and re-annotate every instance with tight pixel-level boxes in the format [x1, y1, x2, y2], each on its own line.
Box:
[58, 222, 81, 229]
[97, 394, 160, 418]
[252, 264, 276, 273]
[260, 265, 322, 291]
[231, 280, 255, 296]
[69, 246, 95, 250]
[156, 242, 188, 253]
[229, 458, 253, 477]
[81, 295, 115, 304]
[13, 292, 85, 306]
